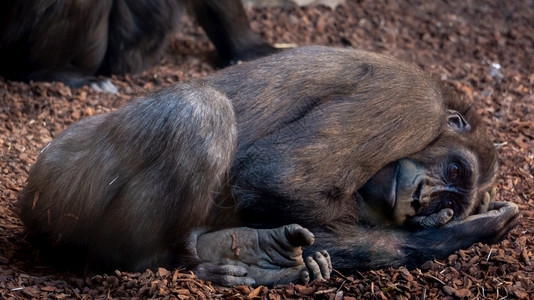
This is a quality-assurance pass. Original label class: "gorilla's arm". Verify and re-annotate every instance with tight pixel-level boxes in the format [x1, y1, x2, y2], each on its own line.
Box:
[306, 201, 520, 270]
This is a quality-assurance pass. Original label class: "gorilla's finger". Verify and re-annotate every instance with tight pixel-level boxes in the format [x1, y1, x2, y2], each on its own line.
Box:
[477, 191, 491, 214]
[305, 255, 324, 281]
[410, 208, 453, 228]
[488, 201, 519, 215]
[314, 251, 332, 279]
[89, 79, 119, 94]
[320, 250, 332, 272]
[284, 224, 315, 247]
[299, 270, 310, 285]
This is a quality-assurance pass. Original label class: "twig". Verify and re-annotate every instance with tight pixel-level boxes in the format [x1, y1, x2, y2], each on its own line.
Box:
[315, 288, 337, 295]
[332, 268, 350, 281]
[486, 248, 493, 262]
[424, 274, 445, 286]
[336, 280, 347, 293]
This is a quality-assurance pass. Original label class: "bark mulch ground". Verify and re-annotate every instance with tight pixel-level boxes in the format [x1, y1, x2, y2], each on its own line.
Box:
[0, 0, 532, 298]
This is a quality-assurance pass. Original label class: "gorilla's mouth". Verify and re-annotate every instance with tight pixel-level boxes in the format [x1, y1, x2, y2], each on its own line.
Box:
[358, 161, 401, 218]
[390, 162, 401, 214]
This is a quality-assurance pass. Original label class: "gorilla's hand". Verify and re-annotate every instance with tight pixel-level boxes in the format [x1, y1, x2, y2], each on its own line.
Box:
[476, 187, 497, 214]
[407, 188, 499, 229]
[406, 201, 520, 263]
[443, 201, 520, 243]
[407, 208, 454, 228]
[195, 224, 331, 286]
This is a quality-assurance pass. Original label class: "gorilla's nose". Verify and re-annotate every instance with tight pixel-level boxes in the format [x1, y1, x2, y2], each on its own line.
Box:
[411, 181, 423, 212]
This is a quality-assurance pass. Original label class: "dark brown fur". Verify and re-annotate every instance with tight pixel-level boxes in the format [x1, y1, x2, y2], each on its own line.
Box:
[0, 0, 275, 89]
[17, 46, 519, 283]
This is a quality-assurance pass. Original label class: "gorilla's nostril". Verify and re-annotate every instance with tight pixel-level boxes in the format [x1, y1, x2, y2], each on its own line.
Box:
[411, 182, 423, 211]
[412, 182, 423, 201]
[411, 199, 421, 212]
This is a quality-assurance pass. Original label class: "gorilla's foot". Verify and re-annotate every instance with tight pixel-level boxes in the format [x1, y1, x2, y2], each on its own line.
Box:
[196, 224, 331, 286]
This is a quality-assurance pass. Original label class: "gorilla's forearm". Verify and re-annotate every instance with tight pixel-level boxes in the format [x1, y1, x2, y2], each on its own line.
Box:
[307, 201, 520, 271]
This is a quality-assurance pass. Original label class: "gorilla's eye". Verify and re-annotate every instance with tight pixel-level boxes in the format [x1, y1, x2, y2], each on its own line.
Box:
[446, 162, 461, 181]
[445, 200, 454, 209]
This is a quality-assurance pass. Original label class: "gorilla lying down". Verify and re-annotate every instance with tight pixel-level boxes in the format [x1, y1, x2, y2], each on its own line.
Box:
[17, 46, 520, 286]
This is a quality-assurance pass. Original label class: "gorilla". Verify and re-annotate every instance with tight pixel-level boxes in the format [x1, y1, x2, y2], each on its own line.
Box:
[0, 0, 275, 92]
[17, 46, 520, 286]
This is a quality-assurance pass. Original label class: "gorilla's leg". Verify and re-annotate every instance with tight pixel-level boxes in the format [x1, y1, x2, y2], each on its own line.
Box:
[189, 0, 277, 65]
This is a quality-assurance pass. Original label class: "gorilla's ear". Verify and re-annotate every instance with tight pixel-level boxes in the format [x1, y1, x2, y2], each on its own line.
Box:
[447, 110, 471, 132]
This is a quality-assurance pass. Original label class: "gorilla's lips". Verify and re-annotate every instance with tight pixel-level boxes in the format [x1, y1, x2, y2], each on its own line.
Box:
[391, 162, 401, 213]
[358, 161, 400, 219]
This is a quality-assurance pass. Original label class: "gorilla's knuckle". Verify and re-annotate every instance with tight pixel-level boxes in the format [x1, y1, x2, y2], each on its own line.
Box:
[220, 275, 234, 287]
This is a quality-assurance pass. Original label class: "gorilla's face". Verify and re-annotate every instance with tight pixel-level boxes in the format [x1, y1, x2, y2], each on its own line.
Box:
[357, 109, 498, 227]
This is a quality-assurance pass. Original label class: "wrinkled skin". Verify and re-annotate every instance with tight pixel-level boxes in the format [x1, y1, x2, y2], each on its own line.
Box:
[17, 46, 520, 286]
[195, 224, 331, 286]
